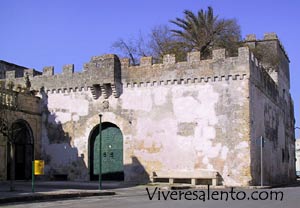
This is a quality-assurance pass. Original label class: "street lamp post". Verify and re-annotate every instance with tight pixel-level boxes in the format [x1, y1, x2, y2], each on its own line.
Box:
[98, 114, 102, 190]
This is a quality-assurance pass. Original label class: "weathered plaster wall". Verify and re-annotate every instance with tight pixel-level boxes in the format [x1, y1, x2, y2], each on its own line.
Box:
[35, 47, 252, 186]
[120, 79, 250, 186]
[249, 56, 295, 185]
[40, 78, 250, 185]
[296, 140, 300, 172]
[39, 89, 92, 180]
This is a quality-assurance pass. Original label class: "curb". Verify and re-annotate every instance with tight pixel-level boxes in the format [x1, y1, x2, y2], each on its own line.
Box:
[0, 191, 115, 205]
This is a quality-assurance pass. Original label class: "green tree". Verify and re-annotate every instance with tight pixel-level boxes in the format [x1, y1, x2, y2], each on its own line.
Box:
[170, 6, 242, 58]
[112, 7, 242, 64]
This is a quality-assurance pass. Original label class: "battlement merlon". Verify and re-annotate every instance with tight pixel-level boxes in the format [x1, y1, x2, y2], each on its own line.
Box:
[245, 32, 291, 90]
[43, 66, 54, 76]
[5, 68, 42, 80]
[84, 54, 121, 84]
[245, 32, 290, 62]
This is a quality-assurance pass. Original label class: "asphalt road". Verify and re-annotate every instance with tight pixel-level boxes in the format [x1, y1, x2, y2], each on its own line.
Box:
[3, 186, 300, 208]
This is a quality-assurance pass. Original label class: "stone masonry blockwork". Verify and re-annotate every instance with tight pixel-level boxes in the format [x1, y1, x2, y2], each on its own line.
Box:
[0, 33, 295, 186]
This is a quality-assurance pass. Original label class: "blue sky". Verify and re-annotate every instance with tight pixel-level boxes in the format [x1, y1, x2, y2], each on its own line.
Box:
[1, 0, 299, 137]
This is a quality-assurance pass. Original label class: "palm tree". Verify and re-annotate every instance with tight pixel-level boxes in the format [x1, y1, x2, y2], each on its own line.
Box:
[170, 7, 241, 58]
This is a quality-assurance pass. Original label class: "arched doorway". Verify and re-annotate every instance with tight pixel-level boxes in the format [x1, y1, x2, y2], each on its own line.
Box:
[89, 122, 124, 181]
[7, 120, 34, 180]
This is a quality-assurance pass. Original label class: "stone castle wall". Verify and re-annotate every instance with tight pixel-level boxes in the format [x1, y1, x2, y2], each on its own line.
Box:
[40, 71, 250, 184]
[9, 47, 252, 185]
[247, 35, 295, 185]
[0, 33, 295, 186]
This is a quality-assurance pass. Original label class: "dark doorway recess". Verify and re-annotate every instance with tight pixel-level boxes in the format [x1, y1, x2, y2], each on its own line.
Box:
[7, 120, 34, 180]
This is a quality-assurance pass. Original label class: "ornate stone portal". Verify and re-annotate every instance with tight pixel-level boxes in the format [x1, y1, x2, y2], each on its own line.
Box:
[0, 87, 42, 180]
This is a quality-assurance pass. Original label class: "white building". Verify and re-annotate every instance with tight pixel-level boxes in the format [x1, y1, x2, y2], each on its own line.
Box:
[0, 33, 296, 186]
[296, 140, 300, 174]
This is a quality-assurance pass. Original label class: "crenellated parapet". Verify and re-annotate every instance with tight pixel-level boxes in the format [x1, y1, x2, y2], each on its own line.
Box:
[2, 47, 253, 99]
[249, 52, 279, 103]
[120, 47, 250, 88]
[1, 34, 289, 101]
[4, 54, 122, 99]
[245, 33, 292, 112]
[245, 32, 291, 93]
[245, 32, 289, 61]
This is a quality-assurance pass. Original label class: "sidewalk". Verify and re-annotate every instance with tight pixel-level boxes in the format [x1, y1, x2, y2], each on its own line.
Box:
[0, 180, 125, 205]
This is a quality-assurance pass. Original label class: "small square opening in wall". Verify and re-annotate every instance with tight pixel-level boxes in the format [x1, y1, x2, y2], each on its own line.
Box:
[154, 178, 169, 183]
[196, 179, 213, 185]
[173, 178, 190, 184]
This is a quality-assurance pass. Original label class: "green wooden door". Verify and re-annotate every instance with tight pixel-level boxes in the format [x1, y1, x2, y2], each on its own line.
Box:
[93, 126, 123, 175]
